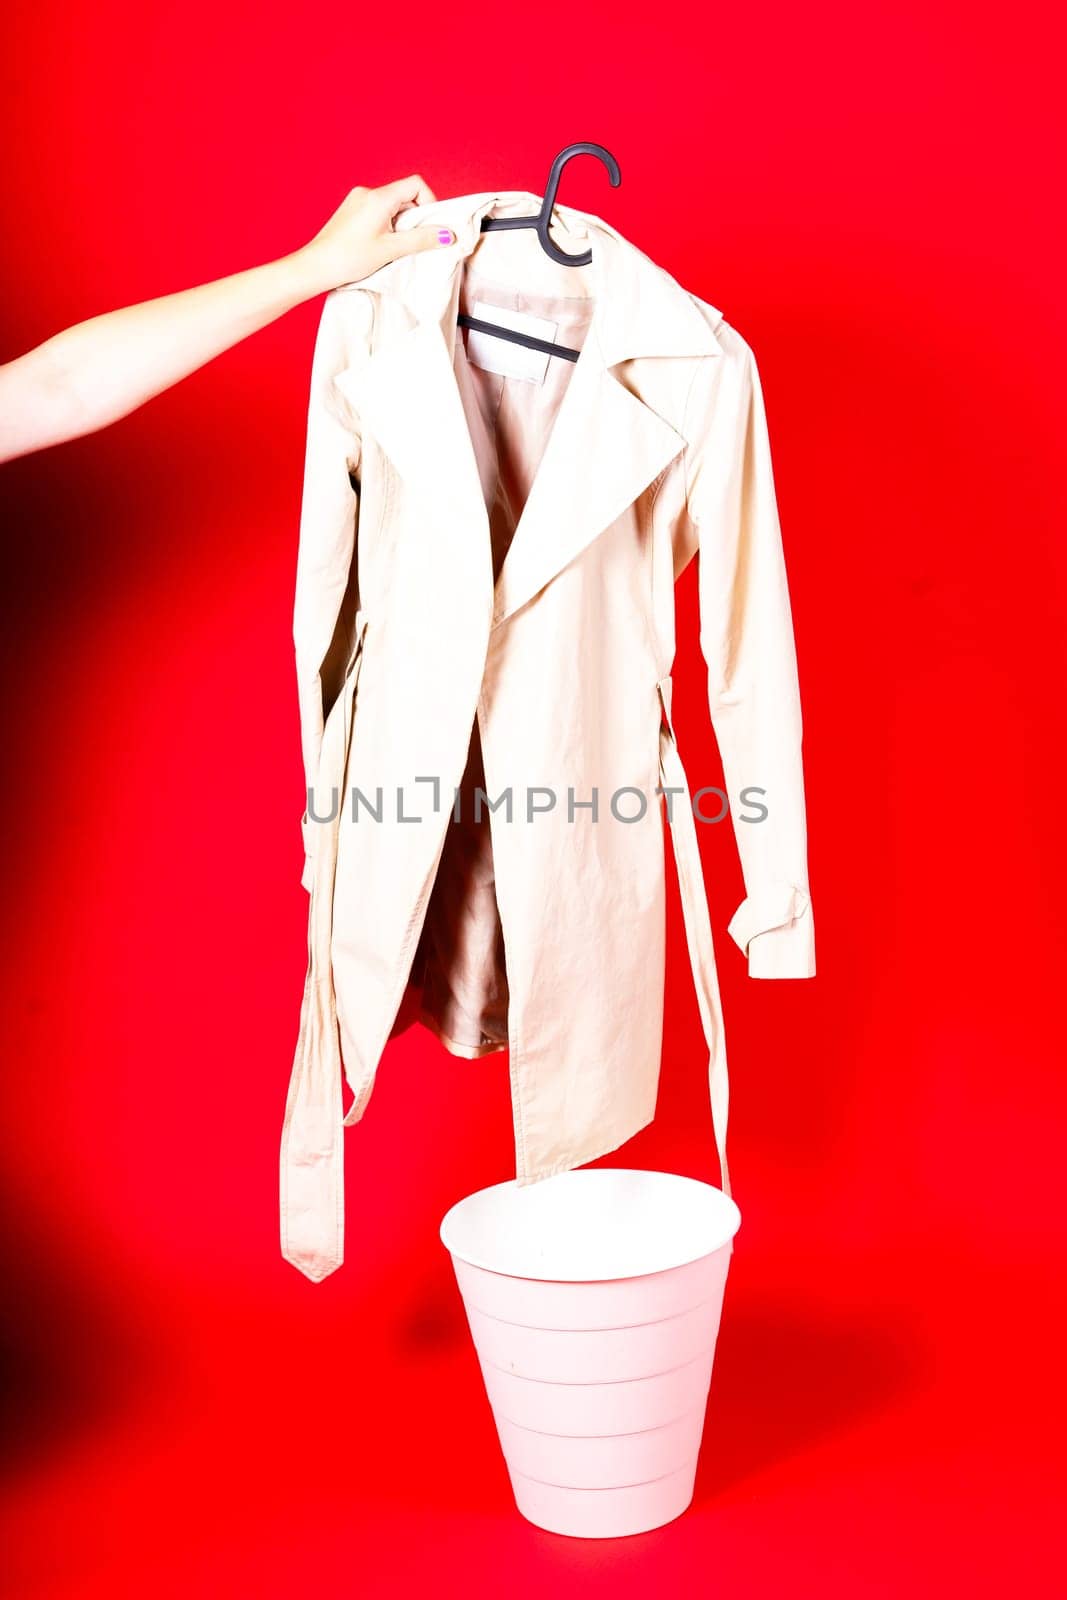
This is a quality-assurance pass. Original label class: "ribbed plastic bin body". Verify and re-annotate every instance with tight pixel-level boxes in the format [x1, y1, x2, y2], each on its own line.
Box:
[440, 1168, 741, 1538]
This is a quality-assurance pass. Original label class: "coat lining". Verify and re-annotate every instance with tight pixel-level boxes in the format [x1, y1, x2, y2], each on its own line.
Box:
[407, 268, 596, 1059]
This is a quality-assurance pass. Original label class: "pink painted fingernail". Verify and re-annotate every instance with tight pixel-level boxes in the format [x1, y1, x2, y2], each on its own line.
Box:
[437, 228, 455, 245]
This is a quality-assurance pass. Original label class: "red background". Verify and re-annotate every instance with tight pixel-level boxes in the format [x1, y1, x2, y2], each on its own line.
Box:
[1, 2, 1064, 1593]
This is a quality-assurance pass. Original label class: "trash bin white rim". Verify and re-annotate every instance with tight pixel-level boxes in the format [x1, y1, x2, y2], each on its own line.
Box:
[440, 1167, 741, 1282]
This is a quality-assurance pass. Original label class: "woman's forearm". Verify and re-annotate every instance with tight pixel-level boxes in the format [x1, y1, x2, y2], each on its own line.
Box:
[0, 249, 330, 463]
[0, 176, 453, 466]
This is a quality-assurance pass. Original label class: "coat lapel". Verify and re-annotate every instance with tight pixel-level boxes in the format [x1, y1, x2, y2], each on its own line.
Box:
[490, 346, 687, 627]
[331, 190, 724, 629]
[334, 317, 495, 604]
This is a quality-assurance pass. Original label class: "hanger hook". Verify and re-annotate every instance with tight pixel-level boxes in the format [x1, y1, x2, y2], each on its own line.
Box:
[537, 143, 622, 266]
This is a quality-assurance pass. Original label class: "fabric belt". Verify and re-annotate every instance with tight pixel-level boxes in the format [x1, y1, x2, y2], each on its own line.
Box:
[656, 676, 732, 1200]
[280, 616, 368, 1284]
[280, 653, 731, 1285]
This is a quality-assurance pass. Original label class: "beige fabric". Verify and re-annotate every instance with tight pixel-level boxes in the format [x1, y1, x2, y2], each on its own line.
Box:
[280, 190, 815, 1282]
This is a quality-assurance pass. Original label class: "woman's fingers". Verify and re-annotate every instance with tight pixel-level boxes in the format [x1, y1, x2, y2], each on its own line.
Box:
[384, 215, 457, 257]
[372, 174, 456, 260]
[376, 172, 438, 212]
[300, 179, 455, 292]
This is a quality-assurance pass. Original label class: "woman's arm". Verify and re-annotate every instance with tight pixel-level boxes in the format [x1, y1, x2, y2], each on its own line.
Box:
[0, 175, 454, 465]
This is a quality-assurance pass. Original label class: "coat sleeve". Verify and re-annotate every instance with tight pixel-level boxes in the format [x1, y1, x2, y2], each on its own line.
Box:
[683, 323, 816, 978]
[293, 288, 372, 891]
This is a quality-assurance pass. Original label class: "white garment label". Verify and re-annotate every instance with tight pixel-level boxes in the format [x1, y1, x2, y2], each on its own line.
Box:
[464, 300, 559, 384]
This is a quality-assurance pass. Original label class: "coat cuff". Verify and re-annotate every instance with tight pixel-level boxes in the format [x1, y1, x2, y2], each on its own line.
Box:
[727, 884, 816, 978]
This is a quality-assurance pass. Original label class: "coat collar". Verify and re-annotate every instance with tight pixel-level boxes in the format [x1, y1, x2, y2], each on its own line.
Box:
[346, 188, 725, 366]
[333, 190, 723, 628]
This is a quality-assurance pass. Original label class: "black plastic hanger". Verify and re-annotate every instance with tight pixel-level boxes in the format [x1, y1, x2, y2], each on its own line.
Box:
[456, 143, 621, 365]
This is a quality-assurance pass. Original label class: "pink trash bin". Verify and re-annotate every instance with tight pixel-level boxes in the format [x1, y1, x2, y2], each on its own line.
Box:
[440, 1168, 741, 1538]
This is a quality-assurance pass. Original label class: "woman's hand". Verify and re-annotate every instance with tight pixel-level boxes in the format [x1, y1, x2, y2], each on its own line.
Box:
[0, 176, 457, 463]
[295, 175, 455, 294]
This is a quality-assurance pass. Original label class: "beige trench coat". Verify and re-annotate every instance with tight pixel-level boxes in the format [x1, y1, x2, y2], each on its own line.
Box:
[280, 190, 815, 1282]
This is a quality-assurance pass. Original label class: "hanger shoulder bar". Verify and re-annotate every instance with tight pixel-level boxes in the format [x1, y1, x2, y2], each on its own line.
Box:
[456, 312, 580, 363]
